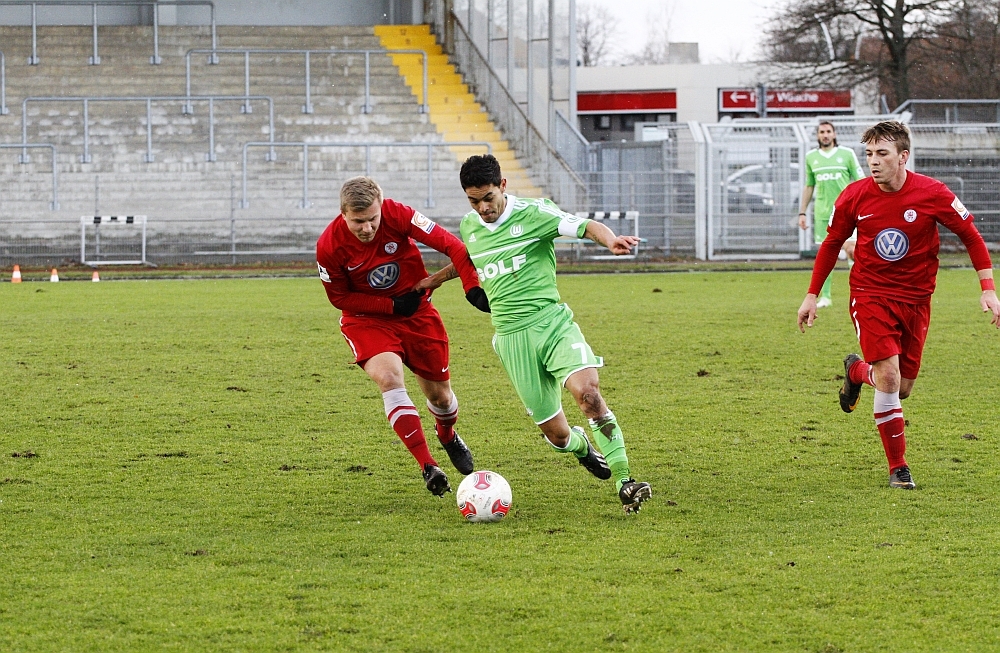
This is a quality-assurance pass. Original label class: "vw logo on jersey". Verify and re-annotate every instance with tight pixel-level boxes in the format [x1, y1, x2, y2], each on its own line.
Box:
[368, 262, 400, 289]
[875, 228, 909, 262]
[384, 241, 398, 254]
[510, 224, 523, 237]
[903, 209, 917, 222]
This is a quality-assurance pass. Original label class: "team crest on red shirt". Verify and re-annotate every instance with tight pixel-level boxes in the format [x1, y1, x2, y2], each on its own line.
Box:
[384, 242, 398, 254]
[903, 209, 917, 222]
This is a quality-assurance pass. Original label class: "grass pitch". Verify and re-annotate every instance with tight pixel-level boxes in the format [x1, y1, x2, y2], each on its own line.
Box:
[2, 270, 999, 652]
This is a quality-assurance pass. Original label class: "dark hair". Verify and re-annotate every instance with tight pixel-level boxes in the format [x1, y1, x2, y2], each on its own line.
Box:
[817, 120, 838, 147]
[460, 154, 502, 189]
[860, 120, 910, 153]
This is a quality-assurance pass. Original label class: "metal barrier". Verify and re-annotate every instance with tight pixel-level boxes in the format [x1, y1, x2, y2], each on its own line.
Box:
[80, 214, 148, 265]
[19, 95, 275, 163]
[446, 11, 585, 209]
[240, 140, 493, 210]
[702, 121, 806, 260]
[184, 47, 430, 115]
[0, 52, 7, 115]
[0, 0, 217, 65]
[895, 99, 1000, 124]
[0, 142, 58, 208]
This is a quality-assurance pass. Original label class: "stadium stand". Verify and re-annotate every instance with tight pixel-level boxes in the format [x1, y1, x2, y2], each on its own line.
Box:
[0, 23, 537, 263]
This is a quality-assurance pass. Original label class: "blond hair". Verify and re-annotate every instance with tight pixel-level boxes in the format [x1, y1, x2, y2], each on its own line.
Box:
[340, 176, 382, 214]
[861, 121, 910, 154]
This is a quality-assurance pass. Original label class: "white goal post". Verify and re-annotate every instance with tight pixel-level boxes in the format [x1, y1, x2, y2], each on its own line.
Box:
[80, 215, 149, 266]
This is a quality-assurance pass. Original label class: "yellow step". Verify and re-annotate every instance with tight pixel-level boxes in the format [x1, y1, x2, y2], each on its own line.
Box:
[375, 24, 542, 193]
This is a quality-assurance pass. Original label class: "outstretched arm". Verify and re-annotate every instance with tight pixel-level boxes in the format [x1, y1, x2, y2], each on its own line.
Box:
[413, 264, 458, 292]
[584, 220, 640, 255]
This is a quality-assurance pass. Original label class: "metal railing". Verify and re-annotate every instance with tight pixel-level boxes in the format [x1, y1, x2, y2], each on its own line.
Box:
[20, 95, 275, 163]
[894, 99, 1000, 124]
[0, 143, 58, 208]
[0, 52, 7, 114]
[184, 47, 430, 115]
[240, 140, 492, 210]
[0, 0, 218, 65]
[445, 11, 585, 207]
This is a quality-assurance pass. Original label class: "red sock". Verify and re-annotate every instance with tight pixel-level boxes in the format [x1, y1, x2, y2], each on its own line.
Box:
[849, 359, 876, 387]
[383, 389, 436, 468]
[874, 391, 907, 471]
[427, 395, 459, 445]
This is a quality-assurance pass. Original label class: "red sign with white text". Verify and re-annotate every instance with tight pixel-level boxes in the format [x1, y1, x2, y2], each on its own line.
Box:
[719, 88, 852, 112]
[578, 90, 677, 114]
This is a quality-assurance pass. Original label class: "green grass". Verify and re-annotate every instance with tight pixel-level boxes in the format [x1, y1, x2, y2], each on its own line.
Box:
[1, 270, 999, 652]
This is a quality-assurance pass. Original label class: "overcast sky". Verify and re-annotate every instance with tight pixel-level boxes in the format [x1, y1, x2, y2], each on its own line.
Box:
[583, 0, 788, 64]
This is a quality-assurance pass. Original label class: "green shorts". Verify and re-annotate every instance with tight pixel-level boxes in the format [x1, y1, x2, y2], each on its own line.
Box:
[492, 303, 603, 424]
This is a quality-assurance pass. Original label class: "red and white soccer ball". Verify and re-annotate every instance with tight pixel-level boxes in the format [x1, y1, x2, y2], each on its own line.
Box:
[456, 471, 512, 523]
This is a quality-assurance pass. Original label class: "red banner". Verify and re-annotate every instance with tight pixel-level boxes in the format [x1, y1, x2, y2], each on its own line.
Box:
[719, 88, 852, 112]
[578, 91, 677, 114]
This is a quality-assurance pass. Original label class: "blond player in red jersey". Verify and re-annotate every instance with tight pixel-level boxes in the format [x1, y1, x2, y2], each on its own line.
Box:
[797, 121, 1000, 490]
[316, 177, 490, 497]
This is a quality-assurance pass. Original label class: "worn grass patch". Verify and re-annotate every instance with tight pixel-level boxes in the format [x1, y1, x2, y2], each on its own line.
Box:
[1, 271, 998, 651]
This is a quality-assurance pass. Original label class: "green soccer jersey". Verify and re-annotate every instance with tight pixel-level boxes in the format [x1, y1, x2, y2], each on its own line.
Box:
[460, 194, 589, 334]
[805, 145, 864, 227]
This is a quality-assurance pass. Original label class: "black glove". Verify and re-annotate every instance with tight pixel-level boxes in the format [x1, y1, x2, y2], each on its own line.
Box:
[392, 290, 425, 317]
[466, 287, 491, 313]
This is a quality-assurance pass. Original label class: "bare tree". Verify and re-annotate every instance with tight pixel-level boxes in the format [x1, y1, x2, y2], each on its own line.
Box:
[576, 2, 622, 66]
[918, 0, 1000, 98]
[762, 0, 960, 107]
[620, 4, 681, 65]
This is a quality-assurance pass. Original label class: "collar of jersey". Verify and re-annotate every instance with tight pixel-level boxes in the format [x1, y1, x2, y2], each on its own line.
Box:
[479, 194, 517, 231]
[816, 146, 841, 159]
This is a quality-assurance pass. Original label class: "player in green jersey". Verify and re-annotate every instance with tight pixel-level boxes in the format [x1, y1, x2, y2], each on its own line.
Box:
[797, 121, 864, 307]
[421, 154, 652, 513]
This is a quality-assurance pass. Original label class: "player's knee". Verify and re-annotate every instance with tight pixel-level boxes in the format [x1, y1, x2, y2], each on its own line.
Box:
[899, 386, 912, 400]
[575, 385, 603, 412]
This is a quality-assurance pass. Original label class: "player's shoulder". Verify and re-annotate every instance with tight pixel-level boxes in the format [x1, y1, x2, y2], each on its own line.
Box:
[908, 171, 949, 193]
[839, 176, 871, 201]
[380, 197, 416, 223]
[316, 215, 346, 258]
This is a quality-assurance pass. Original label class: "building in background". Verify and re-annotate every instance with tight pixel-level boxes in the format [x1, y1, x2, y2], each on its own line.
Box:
[578, 61, 873, 141]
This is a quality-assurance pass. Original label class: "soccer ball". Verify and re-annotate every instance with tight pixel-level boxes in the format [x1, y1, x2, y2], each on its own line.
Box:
[456, 471, 512, 523]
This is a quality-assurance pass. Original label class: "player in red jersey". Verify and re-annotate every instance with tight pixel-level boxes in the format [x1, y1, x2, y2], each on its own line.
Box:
[797, 121, 1000, 490]
[316, 177, 491, 497]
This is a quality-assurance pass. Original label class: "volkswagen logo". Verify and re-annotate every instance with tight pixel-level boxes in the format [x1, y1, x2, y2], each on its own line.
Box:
[367, 262, 400, 289]
[875, 228, 909, 262]
[510, 224, 523, 237]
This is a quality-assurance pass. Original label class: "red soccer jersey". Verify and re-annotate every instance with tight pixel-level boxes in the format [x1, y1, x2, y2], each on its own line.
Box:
[809, 172, 991, 303]
[316, 198, 480, 317]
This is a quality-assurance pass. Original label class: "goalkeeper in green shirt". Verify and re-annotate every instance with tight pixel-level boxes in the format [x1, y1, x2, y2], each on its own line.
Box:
[798, 121, 864, 307]
[419, 154, 652, 514]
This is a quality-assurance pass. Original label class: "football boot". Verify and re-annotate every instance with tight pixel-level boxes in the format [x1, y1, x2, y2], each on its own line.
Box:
[618, 478, 652, 514]
[441, 433, 474, 475]
[422, 463, 451, 497]
[889, 465, 915, 490]
[572, 426, 612, 480]
[839, 353, 865, 413]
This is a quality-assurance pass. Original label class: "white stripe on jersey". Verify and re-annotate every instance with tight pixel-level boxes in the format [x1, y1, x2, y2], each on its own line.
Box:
[469, 238, 541, 260]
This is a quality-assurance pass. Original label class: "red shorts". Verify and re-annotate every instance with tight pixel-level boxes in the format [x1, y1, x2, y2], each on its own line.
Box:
[339, 306, 451, 382]
[849, 295, 931, 379]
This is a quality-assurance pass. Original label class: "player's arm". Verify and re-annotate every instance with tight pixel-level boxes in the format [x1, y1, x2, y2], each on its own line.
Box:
[797, 185, 814, 230]
[583, 220, 640, 256]
[939, 197, 999, 327]
[798, 199, 854, 332]
[317, 259, 395, 315]
[414, 263, 458, 292]
[849, 149, 865, 180]
[407, 215, 490, 313]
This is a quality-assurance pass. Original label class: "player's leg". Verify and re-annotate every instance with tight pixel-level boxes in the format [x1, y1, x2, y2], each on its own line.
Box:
[361, 352, 449, 495]
[870, 355, 913, 489]
[544, 307, 650, 512]
[847, 297, 913, 489]
[415, 375, 473, 474]
[815, 211, 833, 307]
[492, 328, 610, 480]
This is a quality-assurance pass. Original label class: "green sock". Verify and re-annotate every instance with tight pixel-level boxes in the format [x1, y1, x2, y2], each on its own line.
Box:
[589, 411, 631, 490]
[820, 275, 832, 301]
[546, 427, 589, 458]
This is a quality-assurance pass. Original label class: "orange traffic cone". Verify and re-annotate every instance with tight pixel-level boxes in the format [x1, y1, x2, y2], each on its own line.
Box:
[91, 270, 100, 282]
[50, 268, 59, 282]
[11, 265, 21, 283]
